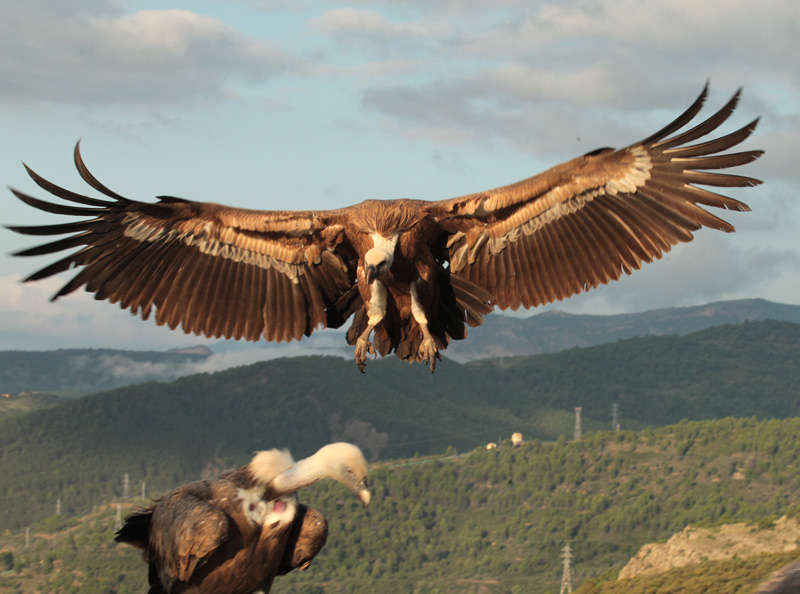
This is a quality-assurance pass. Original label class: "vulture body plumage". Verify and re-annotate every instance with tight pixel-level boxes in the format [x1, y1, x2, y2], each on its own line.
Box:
[115, 443, 369, 594]
[8, 85, 763, 371]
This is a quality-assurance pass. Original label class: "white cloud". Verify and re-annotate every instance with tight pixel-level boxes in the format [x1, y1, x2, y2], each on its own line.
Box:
[0, 274, 217, 351]
[313, 7, 451, 43]
[0, 3, 295, 108]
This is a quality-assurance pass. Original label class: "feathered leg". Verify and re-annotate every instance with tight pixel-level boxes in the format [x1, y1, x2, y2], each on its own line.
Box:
[355, 280, 387, 372]
[410, 279, 440, 373]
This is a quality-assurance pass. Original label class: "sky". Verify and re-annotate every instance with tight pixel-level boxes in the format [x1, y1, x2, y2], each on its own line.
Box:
[0, 0, 798, 354]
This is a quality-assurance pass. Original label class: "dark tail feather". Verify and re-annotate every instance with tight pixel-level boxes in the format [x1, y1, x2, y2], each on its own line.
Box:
[115, 507, 154, 551]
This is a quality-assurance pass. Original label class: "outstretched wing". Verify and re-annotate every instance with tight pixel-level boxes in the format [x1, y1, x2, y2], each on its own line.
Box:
[7, 144, 357, 342]
[428, 85, 763, 310]
[149, 490, 229, 587]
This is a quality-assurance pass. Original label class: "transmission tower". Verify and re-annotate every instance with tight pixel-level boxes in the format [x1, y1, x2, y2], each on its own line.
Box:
[573, 407, 582, 440]
[141, 480, 147, 499]
[114, 505, 123, 532]
[560, 542, 573, 594]
[56, 497, 62, 516]
[123, 473, 130, 499]
[612, 402, 620, 431]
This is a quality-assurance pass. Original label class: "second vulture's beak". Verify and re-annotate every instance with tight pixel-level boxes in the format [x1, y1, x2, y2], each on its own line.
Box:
[354, 478, 371, 507]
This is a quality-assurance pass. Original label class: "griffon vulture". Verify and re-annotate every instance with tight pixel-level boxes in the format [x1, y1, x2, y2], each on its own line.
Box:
[8, 85, 763, 372]
[115, 443, 369, 594]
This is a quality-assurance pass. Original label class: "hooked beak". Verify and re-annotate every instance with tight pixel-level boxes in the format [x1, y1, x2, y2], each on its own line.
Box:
[354, 478, 371, 507]
[366, 264, 378, 285]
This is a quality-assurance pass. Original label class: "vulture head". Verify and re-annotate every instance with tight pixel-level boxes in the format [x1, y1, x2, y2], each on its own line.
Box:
[259, 442, 371, 507]
[364, 234, 398, 284]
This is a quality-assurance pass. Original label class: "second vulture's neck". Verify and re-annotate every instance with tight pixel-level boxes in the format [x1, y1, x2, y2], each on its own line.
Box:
[270, 452, 332, 495]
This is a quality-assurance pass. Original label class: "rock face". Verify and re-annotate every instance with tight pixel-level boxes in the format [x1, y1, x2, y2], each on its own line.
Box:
[754, 561, 800, 594]
[619, 517, 800, 580]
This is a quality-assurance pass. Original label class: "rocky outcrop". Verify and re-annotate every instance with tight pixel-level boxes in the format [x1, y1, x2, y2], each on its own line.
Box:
[619, 516, 800, 580]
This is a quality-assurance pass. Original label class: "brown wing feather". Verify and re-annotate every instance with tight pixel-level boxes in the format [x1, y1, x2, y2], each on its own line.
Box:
[7, 144, 356, 342]
[148, 490, 229, 586]
[429, 85, 763, 310]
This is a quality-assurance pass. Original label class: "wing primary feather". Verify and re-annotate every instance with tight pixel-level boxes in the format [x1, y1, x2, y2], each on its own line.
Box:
[21, 246, 96, 284]
[681, 185, 752, 212]
[670, 150, 763, 171]
[662, 119, 760, 158]
[12, 232, 95, 257]
[652, 89, 741, 151]
[6, 219, 107, 237]
[10, 188, 104, 217]
[73, 141, 131, 201]
[22, 164, 120, 207]
[681, 170, 762, 188]
[116, 245, 169, 312]
[93, 243, 154, 302]
[638, 83, 710, 145]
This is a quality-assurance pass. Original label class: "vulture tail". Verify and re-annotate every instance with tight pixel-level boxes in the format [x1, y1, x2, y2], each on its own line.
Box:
[114, 507, 153, 551]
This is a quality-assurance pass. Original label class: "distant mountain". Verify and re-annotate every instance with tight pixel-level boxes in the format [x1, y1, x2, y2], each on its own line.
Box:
[0, 348, 210, 395]
[2, 299, 797, 395]
[447, 298, 800, 360]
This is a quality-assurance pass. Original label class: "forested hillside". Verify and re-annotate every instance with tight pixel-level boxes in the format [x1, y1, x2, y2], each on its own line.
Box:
[1, 320, 799, 530]
[2, 418, 800, 594]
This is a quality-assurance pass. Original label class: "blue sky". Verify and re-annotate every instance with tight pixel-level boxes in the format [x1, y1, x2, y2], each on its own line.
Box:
[0, 0, 797, 352]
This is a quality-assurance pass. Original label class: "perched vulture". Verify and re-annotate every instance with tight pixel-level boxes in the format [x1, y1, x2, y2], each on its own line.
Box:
[8, 84, 762, 372]
[115, 443, 369, 594]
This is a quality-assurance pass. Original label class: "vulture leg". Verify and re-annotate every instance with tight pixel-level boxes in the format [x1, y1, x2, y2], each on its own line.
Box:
[355, 280, 387, 372]
[410, 279, 440, 373]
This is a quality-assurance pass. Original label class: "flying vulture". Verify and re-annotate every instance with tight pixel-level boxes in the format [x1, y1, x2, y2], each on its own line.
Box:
[115, 443, 369, 594]
[8, 84, 763, 372]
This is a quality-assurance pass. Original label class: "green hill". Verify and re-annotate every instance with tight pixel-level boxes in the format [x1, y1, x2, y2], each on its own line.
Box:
[3, 418, 800, 594]
[1, 320, 800, 531]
